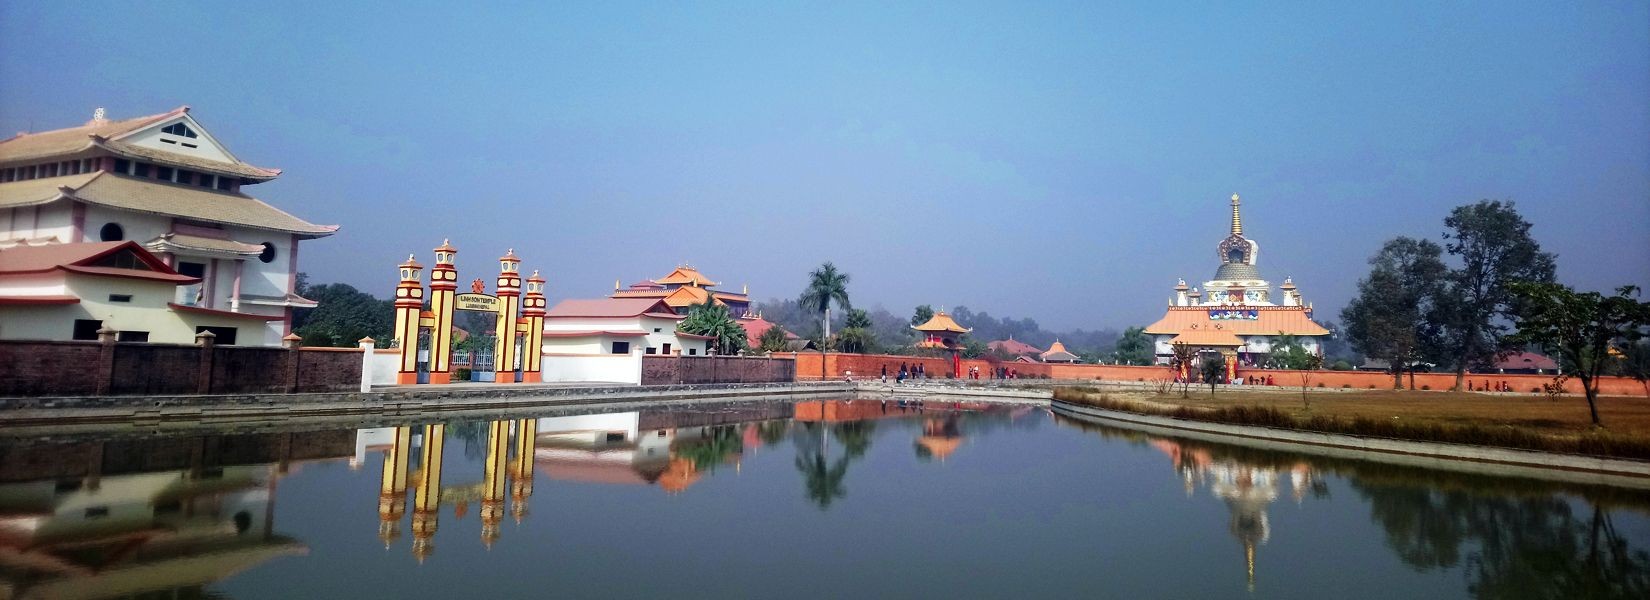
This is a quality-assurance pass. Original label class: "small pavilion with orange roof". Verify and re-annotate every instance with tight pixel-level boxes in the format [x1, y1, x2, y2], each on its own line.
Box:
[610, 264, 751, 317]
[1040, 340, 1080, 363]
[912, 309, 971, 376]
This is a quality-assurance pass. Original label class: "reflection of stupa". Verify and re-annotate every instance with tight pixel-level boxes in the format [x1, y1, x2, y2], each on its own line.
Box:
[1150, 439, 1319, 591]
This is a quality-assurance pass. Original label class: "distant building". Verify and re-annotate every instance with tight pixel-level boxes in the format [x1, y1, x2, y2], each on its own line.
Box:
[1143, 194, 1329, 365]
[739, 313, 796, 348]
[988, 336, 1040, 361]
[0, 106, 337, 345]
[0, 241, 280, 344]
[541, 297, 713, 357]
[1482, 351, 1560, 375]
[610, 265, 751, 317]
[912, 310, 970, 351]
[1040, 340, 1080, 363]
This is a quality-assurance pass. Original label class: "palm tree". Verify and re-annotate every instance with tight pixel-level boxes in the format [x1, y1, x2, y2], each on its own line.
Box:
[677, 299, 748, 355]
[799, 262, 851, 377]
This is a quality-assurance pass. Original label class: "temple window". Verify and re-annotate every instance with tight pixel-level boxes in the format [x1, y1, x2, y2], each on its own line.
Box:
[259, 242, 277, 263]
[611, 341, 631, 354]
[133, 162, 150, 177]
[161, 123, 198, 138]
[114, 159, 130, 174]
[72, 319, 102, 340]
[216, 177, 233, 191]
[99, 223, 124, 242]
[157, 166, 175, 181]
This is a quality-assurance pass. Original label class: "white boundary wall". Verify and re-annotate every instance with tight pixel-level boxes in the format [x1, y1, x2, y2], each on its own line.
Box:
[541, 352, 642, 385]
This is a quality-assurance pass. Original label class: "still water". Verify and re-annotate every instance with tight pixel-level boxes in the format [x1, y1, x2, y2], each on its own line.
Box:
[2, 399, 1648, 599]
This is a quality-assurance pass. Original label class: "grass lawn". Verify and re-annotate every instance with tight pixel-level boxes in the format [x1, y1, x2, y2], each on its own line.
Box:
[1114, 386, 1650, 437]
[1057, 385, 1650, 459]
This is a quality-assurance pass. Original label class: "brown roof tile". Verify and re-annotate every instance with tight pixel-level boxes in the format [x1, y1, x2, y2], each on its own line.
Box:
[0, 108, 182, 163]
[546, 298, 680, 319]
[0, 172, 337, 237]
[912, 311, 971, 333]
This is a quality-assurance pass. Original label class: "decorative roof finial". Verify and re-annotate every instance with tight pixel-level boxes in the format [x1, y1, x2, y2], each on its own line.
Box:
[91, 107, 107, 124]
[615, 278, 621, 291]
[1230, 193, 1243, 236]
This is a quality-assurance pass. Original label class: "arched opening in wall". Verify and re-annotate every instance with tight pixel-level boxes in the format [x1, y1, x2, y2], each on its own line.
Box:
[99, 222, 124, 242]
[259, 242, 277, 264]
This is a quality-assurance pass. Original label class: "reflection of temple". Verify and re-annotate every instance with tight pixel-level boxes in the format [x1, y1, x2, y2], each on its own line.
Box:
[917, 415, 963, 461]
[532, 406, 789, 494]
[0, 431, 353, 599]
[1150, 438, 1320, 591]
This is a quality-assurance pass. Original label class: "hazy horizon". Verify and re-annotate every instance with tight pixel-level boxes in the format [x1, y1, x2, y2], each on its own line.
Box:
[3, 2, 1646, 332]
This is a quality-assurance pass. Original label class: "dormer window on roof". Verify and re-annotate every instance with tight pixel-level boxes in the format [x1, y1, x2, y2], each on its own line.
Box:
[161, 123, 198, 139]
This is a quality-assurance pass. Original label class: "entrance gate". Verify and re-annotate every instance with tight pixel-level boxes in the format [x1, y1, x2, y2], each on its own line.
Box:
[392, 240, 546, 385]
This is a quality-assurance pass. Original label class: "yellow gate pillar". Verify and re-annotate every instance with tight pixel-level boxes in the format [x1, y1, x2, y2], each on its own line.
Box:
[427, 240, 458, 384]
[411, 423, 445, 562]
[493, 250, 522, 384]
[520, 270, 546, 383]
[392, 256, 424, 385]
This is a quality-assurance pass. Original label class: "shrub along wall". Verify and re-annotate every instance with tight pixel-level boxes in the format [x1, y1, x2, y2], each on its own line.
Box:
[0, 338, 364, 397]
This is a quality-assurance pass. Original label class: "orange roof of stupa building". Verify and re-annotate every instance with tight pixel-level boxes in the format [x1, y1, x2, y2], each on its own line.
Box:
[1144, 306, 1329, 338]
[653, 266, 718, 287]
[1167, 329, 1245, 347]
[912, 311, 971, 333]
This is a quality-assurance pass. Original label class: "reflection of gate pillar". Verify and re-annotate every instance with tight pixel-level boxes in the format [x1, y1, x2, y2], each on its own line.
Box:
[492, 250, 523, 384]
[481, 420, 509, 547]
[427, 240, 459, 384]
[520, 271, 546, 383]
[392, 256, 424, 385]
[377, 426, 412, 547]
[510, 418, 537, 523]
[411, 423, 445, 562]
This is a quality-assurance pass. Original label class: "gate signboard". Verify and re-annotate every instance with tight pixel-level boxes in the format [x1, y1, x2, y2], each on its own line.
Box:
[455, 293, 499, 313]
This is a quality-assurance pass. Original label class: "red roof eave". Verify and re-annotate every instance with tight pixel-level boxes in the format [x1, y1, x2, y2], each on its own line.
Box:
[0, 295, 81, 306]
[168, 303, 286, 320]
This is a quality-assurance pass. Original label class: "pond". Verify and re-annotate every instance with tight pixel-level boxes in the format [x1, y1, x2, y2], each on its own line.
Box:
[1, 398, 1647, 599]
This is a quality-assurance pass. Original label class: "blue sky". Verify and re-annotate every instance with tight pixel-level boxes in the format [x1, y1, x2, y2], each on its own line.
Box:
[3, 1, 1646, 330]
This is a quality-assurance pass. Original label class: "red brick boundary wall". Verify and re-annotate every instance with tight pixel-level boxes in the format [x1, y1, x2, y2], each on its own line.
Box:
[642, 355, 796, 385]
[0, 338, 364, 397]
[777, 352, 1649, 397]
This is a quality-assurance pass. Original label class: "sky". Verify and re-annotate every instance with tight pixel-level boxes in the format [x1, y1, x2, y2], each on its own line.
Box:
[2, 1, 1646, 331]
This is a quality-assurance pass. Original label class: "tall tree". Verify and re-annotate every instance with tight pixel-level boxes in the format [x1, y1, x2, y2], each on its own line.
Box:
[1622, 340, 1650, 400]
[799, 262, 851, 376]
[756, 325, 791, 354]
[1435, 201, 1557, 389]
[1112, 326, 1155, 366]
[911, 304, 934, 328]
[290, 277, 395, 347]
[677, 299, 748, 355]
[1507, 284, 1650, 427]
[837, 308, 877, 354]
[1341, 237, 1449, 389]
[1264, 333, 1321, 370]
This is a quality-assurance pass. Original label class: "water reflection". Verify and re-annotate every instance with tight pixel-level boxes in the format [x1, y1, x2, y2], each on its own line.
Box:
[1054, 412, 1650, 599]
[0, 431, 353, 599]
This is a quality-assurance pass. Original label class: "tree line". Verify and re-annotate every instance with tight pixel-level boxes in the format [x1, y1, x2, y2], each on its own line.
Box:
[1339, 200, 1649, 425]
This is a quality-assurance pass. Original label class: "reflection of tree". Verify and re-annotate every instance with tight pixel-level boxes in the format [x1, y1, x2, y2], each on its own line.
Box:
[673, 425, 744, 471]
[1353, 483, 1650, 599]
[790, 422, 854, 509]
[757, 420, 790, 447]
[795, 452, 850, 509]
[832, 420, 876, 458]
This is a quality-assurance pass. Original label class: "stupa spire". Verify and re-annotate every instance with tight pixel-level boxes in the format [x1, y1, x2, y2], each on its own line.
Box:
[1230, 193, 1243, 236]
